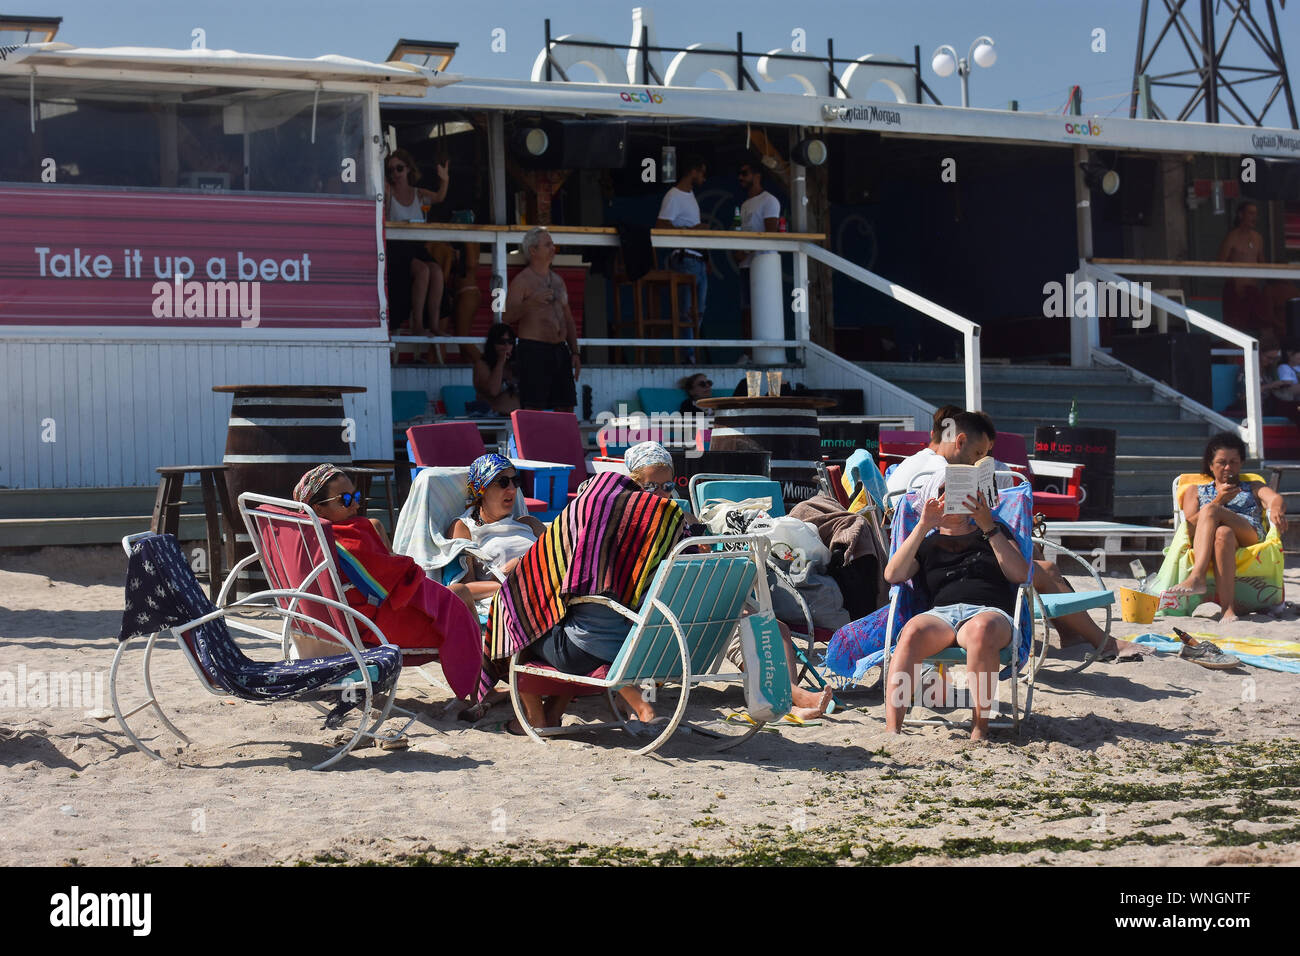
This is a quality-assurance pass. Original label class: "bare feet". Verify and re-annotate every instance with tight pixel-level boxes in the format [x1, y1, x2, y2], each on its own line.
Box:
[1219, 608, 1240, 625]
[790, 687, 833, 722]
[969, 724, 989, 743]
[1168, 574, 1207, 596]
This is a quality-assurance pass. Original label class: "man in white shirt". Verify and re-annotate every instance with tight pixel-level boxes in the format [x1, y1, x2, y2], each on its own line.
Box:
[734, 161, 781, 346]
[885, 405, 964, 497]
[655, 155, 709, 358]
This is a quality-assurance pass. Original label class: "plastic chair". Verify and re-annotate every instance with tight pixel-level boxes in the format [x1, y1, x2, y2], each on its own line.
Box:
[993, 432, 1083, 521]
[440, 384, 477, 418]
[638, 387, 689, 416]
[508, 534, 773, 756]
[406, 421, 547, 512]
[509, 409, 588, 505]
[688, 473, 787, 517]
[114, 532, 404, 770]
[1151, 472, 1285, 615]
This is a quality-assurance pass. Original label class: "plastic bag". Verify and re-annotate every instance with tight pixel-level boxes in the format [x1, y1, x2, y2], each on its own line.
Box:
[738, 611, 792, 722]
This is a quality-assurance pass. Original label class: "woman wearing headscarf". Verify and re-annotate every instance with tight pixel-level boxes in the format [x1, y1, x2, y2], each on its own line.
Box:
[447, 454, 548, 610]
[293, 464, 482, 698]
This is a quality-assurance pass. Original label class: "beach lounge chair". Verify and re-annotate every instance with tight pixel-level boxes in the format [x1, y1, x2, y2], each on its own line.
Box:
[220, 493, 470, 689]
[508, 534, 775, 756]
[1151, 472, 1285, 616]
[822, 483, 1038, 733]
[114, 532, 403, 770]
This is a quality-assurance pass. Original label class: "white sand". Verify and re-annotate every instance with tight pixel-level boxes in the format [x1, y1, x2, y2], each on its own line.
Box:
[2, 544, 1298, 866]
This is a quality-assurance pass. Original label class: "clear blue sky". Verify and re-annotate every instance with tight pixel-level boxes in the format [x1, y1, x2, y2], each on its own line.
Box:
[38, 0, 1298, 124]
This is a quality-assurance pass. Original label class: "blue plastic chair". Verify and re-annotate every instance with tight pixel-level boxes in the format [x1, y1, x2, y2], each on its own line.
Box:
[440, 384, 477, 418]
[688, 473, 787, 517]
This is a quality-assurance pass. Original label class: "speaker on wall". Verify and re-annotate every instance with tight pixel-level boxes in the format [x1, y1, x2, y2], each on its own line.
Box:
[1118, 156, 1157, 226]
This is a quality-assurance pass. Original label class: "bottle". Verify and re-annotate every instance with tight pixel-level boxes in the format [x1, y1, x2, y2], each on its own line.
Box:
[1068, 398, 1078, 427]
[732, 205, 742, 230]
[778, 215, 788, 232]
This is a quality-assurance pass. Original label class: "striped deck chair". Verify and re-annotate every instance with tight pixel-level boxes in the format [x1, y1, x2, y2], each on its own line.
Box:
[115, 533, 402, 770]
[508, 535, 775, 756]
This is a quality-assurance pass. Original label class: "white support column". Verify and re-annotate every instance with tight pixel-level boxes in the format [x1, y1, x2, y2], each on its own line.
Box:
[488, 113, 508, 322]
[790, 147, 810, 361]
[793, 249, 810, 343]
[1243, 341, 1263, 458]
[365, 91, 387, 328]
[965, 328, 982, 412]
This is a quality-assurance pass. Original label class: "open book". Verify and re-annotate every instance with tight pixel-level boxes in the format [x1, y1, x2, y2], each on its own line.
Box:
[943, 457, 999, 515]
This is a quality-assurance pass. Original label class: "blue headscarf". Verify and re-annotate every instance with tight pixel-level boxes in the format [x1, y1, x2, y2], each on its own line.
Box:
[468, 453, 513, 501]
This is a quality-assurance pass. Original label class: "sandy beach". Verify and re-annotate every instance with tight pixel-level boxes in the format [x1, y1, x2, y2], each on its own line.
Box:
[2, 543, 1298, 867]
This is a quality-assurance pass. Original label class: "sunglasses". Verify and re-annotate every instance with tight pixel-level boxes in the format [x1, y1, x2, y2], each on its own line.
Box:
[639, 480, 676, 494]
[388, 163, 407, 173]
[692, 379, 712, 388]
[489, 474, 521, 490]
[318, 491, 362, 507]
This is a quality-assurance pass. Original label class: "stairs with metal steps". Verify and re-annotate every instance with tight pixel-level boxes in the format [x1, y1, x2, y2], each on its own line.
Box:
[861, 361, 1246, 520]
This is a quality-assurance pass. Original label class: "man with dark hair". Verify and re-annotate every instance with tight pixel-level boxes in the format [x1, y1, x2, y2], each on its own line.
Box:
[656, 155, 709, 360]
[885, 404, 964, 496]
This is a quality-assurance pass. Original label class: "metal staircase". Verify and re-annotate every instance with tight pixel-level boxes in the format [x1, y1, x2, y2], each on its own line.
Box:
[862, 361, 1244, 520]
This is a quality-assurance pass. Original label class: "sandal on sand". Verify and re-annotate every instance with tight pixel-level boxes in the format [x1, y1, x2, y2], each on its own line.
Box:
[725, 711, 822, 728]
[378, 734, 410, 751]
[1172, 628, 1241, 670]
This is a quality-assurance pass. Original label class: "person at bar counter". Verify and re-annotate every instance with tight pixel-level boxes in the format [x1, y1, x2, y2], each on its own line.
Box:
[656, 154, 711, 360]
[384, 148, 449, 340]
[733, 159, 781, 340]
[504, 227, 580, 413]
[1218, 201, 1278, 340]
[293, 465, 483, 696]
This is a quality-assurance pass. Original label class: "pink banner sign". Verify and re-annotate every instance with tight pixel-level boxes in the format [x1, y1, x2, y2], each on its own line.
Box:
[0, 186, 380, 329]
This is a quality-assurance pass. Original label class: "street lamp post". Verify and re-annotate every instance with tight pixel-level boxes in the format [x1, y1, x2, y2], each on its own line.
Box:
[931, 36, 997, 107]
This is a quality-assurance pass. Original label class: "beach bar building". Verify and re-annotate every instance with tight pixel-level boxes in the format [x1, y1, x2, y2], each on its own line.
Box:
[2, 12, 1298, 543]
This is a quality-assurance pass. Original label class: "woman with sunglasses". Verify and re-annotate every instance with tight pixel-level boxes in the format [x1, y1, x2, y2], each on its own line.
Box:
[292, 465, 480, 677]
[677, 373, 713, 415]
[449, 455, 547, 594]
[384, 147, 449, 342]
[472, 324, 522, 415]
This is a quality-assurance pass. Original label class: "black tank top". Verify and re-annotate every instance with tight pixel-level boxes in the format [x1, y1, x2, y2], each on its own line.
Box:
[915, 525, 1016, 615]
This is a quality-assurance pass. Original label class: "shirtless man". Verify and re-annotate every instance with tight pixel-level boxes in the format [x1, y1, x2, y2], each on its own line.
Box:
[1218, 201, 1274, 337]
[504, 227, 580, 413]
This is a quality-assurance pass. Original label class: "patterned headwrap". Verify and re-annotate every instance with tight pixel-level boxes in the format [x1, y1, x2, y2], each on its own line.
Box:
[625, 441, 672, 475]
[294, 464, 345, 504]
[467, 453, 513, 500]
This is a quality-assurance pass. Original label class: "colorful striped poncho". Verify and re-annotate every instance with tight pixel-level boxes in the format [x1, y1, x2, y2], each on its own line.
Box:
[473, 471, 685, 702]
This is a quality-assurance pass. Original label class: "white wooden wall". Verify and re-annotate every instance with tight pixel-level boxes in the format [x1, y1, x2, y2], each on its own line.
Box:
[1, 339, 391, 489]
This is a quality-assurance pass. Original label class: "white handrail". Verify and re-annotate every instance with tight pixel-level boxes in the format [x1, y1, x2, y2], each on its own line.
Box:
[1086, 262, 1261, 457]
[802, 242, 981, 411]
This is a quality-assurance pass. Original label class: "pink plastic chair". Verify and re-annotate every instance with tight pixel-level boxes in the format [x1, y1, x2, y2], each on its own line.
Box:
[510, 410, 588, 499]
[407, 422, 546, 512]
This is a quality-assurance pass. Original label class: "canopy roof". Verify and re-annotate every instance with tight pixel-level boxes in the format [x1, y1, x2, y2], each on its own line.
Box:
[0, 43, 457, 95]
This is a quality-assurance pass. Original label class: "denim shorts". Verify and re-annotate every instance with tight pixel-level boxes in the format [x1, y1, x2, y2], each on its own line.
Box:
[917, 602, 1015, 636]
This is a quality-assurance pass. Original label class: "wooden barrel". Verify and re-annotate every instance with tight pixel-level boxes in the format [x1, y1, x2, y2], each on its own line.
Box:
[214, 384, 365, 593]
[697, 396, 835, 504]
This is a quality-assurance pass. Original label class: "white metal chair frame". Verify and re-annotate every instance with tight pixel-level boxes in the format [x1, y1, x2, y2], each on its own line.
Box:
[112, 533, 403, 771]
[222, 493, 447, 685]
[507, 534, 774, 757]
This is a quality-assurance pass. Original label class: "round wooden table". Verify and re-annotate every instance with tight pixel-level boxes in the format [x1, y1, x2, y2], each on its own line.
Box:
[696, 396, 835, 503]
